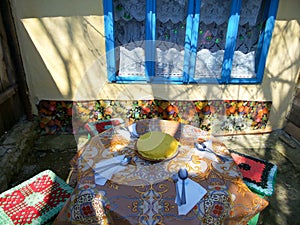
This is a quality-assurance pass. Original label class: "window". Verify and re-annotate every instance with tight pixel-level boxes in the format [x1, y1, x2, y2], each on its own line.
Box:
[103, 0, 279, 84]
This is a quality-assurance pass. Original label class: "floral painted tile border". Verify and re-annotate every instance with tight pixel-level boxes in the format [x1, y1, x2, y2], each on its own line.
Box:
[37, 100, 272, 135]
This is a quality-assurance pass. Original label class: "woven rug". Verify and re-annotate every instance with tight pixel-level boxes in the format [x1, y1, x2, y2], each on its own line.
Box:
[0, 170, 74, 225]
[230, 150, 277, 196]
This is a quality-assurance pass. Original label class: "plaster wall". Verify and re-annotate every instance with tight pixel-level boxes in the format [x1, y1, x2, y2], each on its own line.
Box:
[11, 0, 300, 130]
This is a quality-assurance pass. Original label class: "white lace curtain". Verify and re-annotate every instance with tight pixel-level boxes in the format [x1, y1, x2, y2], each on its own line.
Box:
[113, 0, 264, 79]
[114, 0, 263, 25]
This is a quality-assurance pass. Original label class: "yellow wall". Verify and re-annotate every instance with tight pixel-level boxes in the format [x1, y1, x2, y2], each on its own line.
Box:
[11, 0, 300, 130]
[11, 0, 107, 102]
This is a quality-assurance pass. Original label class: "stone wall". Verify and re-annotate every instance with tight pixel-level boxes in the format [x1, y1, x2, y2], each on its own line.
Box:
[0, 117, 38, 192]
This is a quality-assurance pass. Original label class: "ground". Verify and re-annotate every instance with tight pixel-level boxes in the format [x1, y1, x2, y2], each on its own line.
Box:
[9, 129, 300, 225]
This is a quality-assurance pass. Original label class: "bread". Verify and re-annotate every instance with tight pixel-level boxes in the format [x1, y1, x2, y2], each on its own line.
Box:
[136, 131, 179, 160]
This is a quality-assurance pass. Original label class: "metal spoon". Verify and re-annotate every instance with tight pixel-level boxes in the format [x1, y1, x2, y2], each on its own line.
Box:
[194, 142, 228, 162]
[178, 168, 188, 205]
[120, 155, 132, 166]
[172, 174, 181, 206]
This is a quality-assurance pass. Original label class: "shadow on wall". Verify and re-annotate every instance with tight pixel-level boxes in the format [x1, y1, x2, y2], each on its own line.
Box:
[12, 0, 300, 131]
[237, 13, 300, 224]
[13, 0, 106, 100]
[262, 20, 300, 129]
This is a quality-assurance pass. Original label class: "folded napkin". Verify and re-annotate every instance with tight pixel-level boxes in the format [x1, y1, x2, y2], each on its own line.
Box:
[175, 178, 207, 215]
[94, 155, 127, 186]
[128, 123, 139, 137]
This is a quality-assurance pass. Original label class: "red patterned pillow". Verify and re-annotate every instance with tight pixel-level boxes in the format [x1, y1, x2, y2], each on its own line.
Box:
[84, 118, 124, 136]
[0, 170, 73, 224]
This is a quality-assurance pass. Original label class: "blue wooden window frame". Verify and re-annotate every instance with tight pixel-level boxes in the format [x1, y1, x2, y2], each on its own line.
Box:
[103, 0, 279, 84]
[103, 0, 116, 82]
[221, 0, 243, 84]
[145, 0, 155, 79]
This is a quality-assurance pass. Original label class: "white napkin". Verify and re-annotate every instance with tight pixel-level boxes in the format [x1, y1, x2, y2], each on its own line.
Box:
[94, 155, 127, 186]
[175, 178, 207, 215]
[94, 173, 108, 186]
[128, 123, 139, 137]
[195, 140, 219, 162]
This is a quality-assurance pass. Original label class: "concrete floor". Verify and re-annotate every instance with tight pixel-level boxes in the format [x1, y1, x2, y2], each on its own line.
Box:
[220, 130, 300, 225]
[11, 129, 300, 225]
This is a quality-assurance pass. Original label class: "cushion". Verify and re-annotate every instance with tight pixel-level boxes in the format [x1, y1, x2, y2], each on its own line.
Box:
[84, 118, 124, 136]
[230, 150, 277, 196]
[0, 170, 74, 225]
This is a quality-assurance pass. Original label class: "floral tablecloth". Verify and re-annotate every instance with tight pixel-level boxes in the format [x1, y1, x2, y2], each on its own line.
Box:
[54, 119, 268, 225]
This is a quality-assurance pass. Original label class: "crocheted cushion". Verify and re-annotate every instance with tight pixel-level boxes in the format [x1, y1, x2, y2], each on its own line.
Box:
[0, 170, 73, 225]
[230, 150, 277, 196]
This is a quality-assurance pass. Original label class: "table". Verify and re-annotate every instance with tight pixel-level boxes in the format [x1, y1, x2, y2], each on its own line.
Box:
[54, 119, 268, 225]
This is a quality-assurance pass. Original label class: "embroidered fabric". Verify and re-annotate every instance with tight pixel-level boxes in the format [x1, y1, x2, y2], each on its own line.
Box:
[117, 42, 185, 78]
[231, 51, 256, 78]
[117, 48, 256, 78]
[156, 20, 186, 48]
[113, 0, 146, 22]
[114, 19, 145, 46]
[114, 0, 263, 25]
[194, 50, 256, 79]
[117, 42, 146, 77]
[196, 22, 262, 54]
[200, 0, 263, 26]
[155, 47, 185, 78]
[156, 0, 187, 23]
[195, 49, 223, 79]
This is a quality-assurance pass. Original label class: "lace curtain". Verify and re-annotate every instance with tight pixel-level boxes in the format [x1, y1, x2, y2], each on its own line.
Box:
[195, 0, 264, 79]
[114, 0, 263, 25]
[200, 0, 263, 26]
[114, 0, 146, 77]
[113, 0, 264, 79]
[155, 0, 187, 78]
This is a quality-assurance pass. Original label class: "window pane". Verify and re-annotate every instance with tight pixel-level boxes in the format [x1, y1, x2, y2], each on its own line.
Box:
[194, 0, 231, 79]
[114, 0, 146, 78]
[155, 0, 187, 81]
[231, 0, 265, 79]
